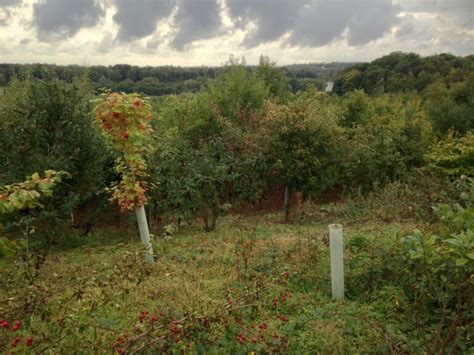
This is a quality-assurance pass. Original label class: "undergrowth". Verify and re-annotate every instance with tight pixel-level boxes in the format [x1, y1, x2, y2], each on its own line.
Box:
[0, 205, 472, 353]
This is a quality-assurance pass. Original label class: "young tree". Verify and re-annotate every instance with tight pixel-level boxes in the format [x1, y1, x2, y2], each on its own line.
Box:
[263, 90, 341, 222]
[206, 63, 269, 123]
[93, 93, 154, 263]
[0, 71, 109, 239]
[150, 92, 266, 231]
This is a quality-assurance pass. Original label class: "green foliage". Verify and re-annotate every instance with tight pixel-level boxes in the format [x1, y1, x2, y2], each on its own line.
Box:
[334, 52, 474, 96]
[0, 170, 66, 257]
[427, 131, 474, 178]
[0, 72, 108, 211]
[0, 62, 351, 97]
[151, 92, 266, 231]
[424, 75, 474, 135]
[341, 94, 433, 190]
[256, 55, 290, 102]
[206, 63, 269, 123]
[263, 91, 341, 196]
[0, 170, 66, 214]
[401, 205, 473, 352]
[340, 89, 373, 127]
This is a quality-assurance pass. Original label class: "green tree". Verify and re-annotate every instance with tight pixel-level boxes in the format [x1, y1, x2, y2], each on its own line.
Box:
[151, 92, 266, 231]
[0, 71, 109, 241]
[424, 76, 474, 135]
[263, 91, 341, 222]
[206, 63, 269, 123]
[341, 94, 433, 191]
[256, 55, 290, 102]
[340, 89, 373, 127]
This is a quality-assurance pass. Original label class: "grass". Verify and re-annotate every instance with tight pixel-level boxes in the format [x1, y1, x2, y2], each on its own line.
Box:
[0, 207, 434, 353]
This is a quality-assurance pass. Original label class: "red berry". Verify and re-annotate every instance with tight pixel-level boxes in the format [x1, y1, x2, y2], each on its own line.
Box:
[258, 322, 268, 331]
[251, 336, 257, 344]
[236, 332, 247, 344]
[25, 336, 33, 347]
[116, 348, 124, 354]
[12, 320, 21, 331]
[11, 336, 21, 348]
[139, 311, 148, 322]
[150, 315, 158, 323]
[2, 321, 9, 329]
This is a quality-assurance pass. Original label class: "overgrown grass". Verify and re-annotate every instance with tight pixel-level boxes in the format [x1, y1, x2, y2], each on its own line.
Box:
[0, 206, 470, 353]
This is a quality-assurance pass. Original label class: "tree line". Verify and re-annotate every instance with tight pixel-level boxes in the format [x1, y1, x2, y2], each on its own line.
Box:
[0, 58, 350, 97]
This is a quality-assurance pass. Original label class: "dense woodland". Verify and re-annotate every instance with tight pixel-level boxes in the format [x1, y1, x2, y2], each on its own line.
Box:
[0, 58, 350, 97]
[0, 52, 472, 353]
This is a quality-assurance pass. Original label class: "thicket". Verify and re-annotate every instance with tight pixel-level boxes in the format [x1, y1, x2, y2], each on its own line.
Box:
[1, 56, 473, 235]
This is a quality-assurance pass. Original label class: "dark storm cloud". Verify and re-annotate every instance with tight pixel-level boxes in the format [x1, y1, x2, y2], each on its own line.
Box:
[399, 0, 473, 29]
[227, 0, 309, 47]
[226, 0, 400, 47]
[288, 0, 400, 47]
[33, 0, 104, 41]
[346, 1, 400, 45]
[113, 0, 175, 42]
[0, 0, 21, 6]
[170, 0, 222, 50]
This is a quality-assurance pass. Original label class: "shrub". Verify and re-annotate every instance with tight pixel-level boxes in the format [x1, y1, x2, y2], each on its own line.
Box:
[401, 204, 473, 352]
[0, 72, 110, 241]
[426, 130, 474, 179]
[151, 93, 267, 231]
[263, 90, 342, 220]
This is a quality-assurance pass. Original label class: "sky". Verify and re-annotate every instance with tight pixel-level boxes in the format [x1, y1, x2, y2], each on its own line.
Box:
[0, 0, 473, 66]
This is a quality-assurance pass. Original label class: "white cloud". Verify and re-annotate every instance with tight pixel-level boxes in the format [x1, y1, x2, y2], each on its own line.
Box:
[0, 0, 471, 66]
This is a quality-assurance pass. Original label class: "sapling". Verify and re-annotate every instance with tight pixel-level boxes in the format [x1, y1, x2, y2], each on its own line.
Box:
[93, 92, 155, 263]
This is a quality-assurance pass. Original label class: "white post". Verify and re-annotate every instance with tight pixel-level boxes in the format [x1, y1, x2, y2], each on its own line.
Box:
[329, 224, 344, 300]
[135, 205, 154, 264]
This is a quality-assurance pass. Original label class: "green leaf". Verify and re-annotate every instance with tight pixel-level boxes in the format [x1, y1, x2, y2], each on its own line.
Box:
[455, 258, 468, 266]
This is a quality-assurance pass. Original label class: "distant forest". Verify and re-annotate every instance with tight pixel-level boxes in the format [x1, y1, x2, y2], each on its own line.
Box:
[0, 59, 350, 96]
[0, 52, 472, 97]
[334, 52, 474, 95]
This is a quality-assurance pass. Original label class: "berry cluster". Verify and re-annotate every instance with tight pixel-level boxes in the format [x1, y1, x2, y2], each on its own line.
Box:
[1, 319, 34, 349]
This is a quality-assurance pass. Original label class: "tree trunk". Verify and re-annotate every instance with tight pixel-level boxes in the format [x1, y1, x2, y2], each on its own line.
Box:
[135, 205, 154, 263]
[284, 186, 291, 223]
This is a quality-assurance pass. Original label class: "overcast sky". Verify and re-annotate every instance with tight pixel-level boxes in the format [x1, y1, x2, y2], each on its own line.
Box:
[0, 0, 472, 66]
